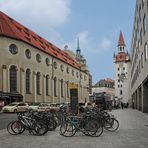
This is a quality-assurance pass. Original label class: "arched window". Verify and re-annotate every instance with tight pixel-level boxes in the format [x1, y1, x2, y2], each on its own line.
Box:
[61, 79, 64, 97]
[26, 69, 31, 94]
[36, 54, 41, 63]
[120, 47, 122, 52]
[46, 75, 49, 95]
[36, 72, 41, 95]
[54, 77, 57, 97]
[67, 81, 69, 98]
[10, 65, 17, 92]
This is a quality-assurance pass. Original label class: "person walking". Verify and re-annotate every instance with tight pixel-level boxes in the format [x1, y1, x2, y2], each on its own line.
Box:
[121, 102, 124, 109]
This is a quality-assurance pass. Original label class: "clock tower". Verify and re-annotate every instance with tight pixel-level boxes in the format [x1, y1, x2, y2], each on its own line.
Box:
[114, 31, 131, 104]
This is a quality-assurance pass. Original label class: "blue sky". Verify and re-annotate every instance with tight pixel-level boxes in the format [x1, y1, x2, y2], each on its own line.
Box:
[0, 0, 136, 84]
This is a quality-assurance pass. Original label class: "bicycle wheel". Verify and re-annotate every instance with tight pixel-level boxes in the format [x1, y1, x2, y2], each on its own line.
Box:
[84, 119, 102, 137]
[47, 118, 57, 131]
[7, 121, 18, 135]
[32, 121, 48, 136]
[60, 118, 77, 137]
[105, 118, 119, 132]
[10, 120, 25, 135]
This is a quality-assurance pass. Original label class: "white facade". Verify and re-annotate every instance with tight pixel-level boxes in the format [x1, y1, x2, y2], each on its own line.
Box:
[0, 37, 90, 103]
[115, 62, 131, 103]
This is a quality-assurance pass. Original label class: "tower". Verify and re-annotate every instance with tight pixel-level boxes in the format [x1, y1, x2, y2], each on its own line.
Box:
[114, 31, 130, 104]
[76, 38, 81, 57]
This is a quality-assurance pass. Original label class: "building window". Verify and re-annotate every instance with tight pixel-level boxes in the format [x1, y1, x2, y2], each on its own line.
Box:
[118, 80, 120, 82]
[61, 79, 64, 97]
[144, 42, 148, 61]
[36, 54, 41, 63]
[45, 58, 50, 66]
[147, 1, 148, 12]
[53, 62, 57, 69]
[25, 49, 31, 59]
[76, 72, 79, 78]
[120, 90, 122, 95]
[120, 47, 122, 52]
[143, 14, 146, 34]
[60, 64, 64, 72]
[10, 66, 17, 92]
[117, 68, 120, 71]
[67, 81, 69, 98]
[72, 70, 74, 76]
[80, 74, 83, 79]
[139, 60, 141, 73]
[118, 85, 120, 88]
[66, 67, 69, 74]
[142, 0, 145, 8]
[46, 75, 49, 95]
[9, 44, 18, 54]
[139, 5, 141, 22]
[140, 29, 142, 45]
[123, 67, 125, 70]
[54, 77, 57, 97]
[26, 69, 31, 94]
[141, 52, 144, 68]
[36, 72, 41, 95]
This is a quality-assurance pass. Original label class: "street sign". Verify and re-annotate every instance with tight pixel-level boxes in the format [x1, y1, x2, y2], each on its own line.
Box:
[69, 83, 78, 89]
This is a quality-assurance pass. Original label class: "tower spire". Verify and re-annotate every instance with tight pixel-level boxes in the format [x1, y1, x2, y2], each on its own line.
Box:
[118, 30, 125, 53]
[76, 38, 81, 55]
[77, 38, 80, 50]
[118, 31, 125, 47]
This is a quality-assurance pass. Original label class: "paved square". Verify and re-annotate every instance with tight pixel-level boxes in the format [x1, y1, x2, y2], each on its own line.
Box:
[0, 109, 148, 148]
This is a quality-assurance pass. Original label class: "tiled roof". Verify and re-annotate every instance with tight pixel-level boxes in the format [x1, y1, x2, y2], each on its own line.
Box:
[118, 31, 125, 47]
[0, 11, 80, 69]
[106, 78, 115, 83]
[93, 78, 114, 88]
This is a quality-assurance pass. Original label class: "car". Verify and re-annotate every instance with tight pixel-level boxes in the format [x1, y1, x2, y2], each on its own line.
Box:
[49, 103, 60, 110]
[37, 103, 50, 112]
[28, 102, 40, 111]
[2, 102, 29, 113]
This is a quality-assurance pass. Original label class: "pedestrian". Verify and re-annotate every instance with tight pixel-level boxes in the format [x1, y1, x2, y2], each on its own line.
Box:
[126, 102, 129, 108]
[92, 101, 96, 107]
[102, 96, 106, 110]
[121, 102, 124, 109]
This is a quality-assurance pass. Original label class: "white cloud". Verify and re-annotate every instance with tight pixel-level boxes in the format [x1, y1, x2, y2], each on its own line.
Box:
[76, 31, 89, 45]
[0, 0, 71, 27]
[0, 0, 71, 44]
[100, 38, 112, 49]
[63, 31, 90, 52]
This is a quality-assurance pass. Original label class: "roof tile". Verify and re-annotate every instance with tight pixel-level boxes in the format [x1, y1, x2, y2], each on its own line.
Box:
[0, 11, 80, 69]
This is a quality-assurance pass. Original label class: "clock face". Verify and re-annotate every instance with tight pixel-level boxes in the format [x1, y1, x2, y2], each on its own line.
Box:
[118, 62, 126, 82]
[119, 73, 126, 82]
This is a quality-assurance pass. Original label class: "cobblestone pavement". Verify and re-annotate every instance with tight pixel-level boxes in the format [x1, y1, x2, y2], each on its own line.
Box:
[0, 109, 148, 148]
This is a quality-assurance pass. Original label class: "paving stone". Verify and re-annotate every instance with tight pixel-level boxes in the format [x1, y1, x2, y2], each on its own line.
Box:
[0, 109, 148, 148]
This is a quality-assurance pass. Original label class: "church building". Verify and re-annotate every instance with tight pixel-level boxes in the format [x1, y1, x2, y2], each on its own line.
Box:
[0, 11, 89, 103]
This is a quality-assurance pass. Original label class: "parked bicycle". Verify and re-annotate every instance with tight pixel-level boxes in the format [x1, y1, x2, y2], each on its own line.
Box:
[7, 111, 48, 136]
[59, 112, 103, 137]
